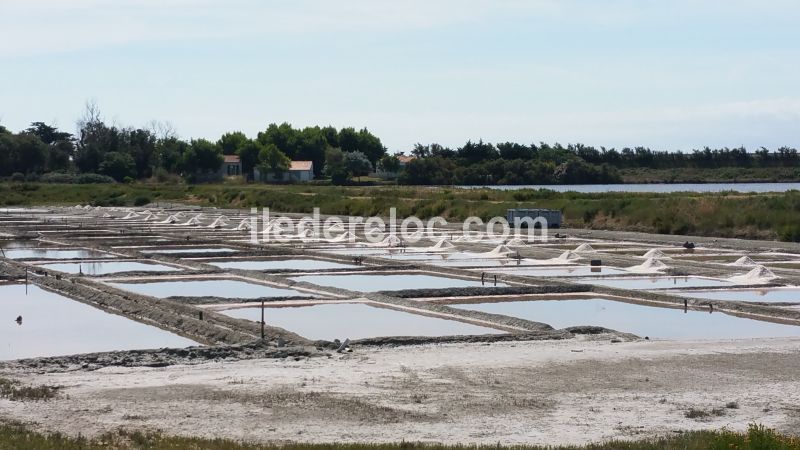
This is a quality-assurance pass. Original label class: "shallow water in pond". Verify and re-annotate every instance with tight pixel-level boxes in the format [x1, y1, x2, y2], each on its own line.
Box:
[222, 303, 504, 340]
[3, 248, 113, 260]
[208, 259, 358, 271]
[487, 267, 630, 277]
[0, 284, 197, 360]
[575, 276, 736, 290]
[0, 240, 52, 250]
[290, 273, 506, 292]
[454, 298, 800, 339]
[108, 279, 312, 298]
[674, 288, 800, 303]
[428, 259, 561, 268]
[38, 261, 180, 275]
[141, 247, 239, 254]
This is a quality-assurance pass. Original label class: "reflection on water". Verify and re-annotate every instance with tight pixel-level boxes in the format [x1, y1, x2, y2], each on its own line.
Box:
[141, 247, 239, 254]
[454, 298, 800, 340]
[488, 267, 630, 277]
[222, 303, 503, 340]
[0, 283, 197, 360]
[575, 276, 735, 290]
[290, 273, 506, 292]
[38, 261, 180, 275]
[4, 249, 114, 260]
[676, 288, 800, 303]
[209, 259, 358, 271]
[108, 279, 313, 298]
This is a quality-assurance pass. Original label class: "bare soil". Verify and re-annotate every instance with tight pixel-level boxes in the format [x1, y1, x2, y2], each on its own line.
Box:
[3, 336, 800, 446]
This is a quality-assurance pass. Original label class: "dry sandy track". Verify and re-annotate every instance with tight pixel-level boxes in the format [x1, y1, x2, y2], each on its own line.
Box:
[3, 336, 800, 445]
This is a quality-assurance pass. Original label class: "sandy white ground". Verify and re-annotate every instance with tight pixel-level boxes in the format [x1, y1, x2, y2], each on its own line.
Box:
[3, 336, 800, 445]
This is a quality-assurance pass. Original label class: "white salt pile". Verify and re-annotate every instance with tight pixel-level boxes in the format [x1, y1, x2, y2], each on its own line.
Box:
[641, 249, 669, 259]
[627, 257, 668, 273]
[728, 256, 757, 267]
[728, 265, 779, 284]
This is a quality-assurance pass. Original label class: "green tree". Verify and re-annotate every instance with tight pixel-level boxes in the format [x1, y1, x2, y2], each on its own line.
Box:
[9, 134, 48, 175]
[46, 140, 73, 172]
[123, 128, 157, 179]
[155, 137, 189, 174]
[379, 154, 401, 173]
[258, 143, 291, 180]
[324, 147, 349, 185]
[24, 122, 72, 145]
[257, 122, 298, 158]
[218, 131, 249, 155]
[99, 151, 136, 181]
[344, 151, 373, 181]
[237, 139, 262, 180]
[183, 139, 223, 173]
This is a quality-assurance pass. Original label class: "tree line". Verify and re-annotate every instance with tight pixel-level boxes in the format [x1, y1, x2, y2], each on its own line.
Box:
[0, 105, 387, 184]
[2, 107, 798, 185]
[398, 141, 800, 185]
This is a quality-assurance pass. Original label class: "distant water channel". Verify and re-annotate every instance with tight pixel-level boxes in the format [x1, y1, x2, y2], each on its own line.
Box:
[461, 183, 800, 193]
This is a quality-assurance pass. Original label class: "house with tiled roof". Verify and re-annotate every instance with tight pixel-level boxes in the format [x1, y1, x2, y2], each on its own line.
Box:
[219, 155, 242, 178]
[253, 160, 315, 182]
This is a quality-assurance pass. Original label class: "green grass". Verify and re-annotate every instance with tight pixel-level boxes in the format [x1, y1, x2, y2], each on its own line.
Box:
[619, 167, 800, 183]
[3, 182, 800, 241]
[0, 423, 797, 450]
[0, 378, 60, 401]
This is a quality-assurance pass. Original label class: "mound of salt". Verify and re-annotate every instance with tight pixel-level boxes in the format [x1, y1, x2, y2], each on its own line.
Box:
[641, 249, 669, 259]
[729, 265, 778, 284]
[328, 232, 357, 243]
[574, 243, 596, 253]
[506, 238, 526, 247]
[555, 250, 581, 261]
[628, 257, 668, 273]
[728, 256, 757, 267]
[208, 216, 230, 228]
[430, 238, 455, 251]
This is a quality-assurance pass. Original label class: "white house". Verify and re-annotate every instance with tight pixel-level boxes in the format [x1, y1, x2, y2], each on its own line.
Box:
[254, 160, 315, 182]
[219, 155, 242, 178]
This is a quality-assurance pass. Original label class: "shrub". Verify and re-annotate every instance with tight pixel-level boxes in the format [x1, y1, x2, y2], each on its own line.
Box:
[133, 195, 151, 206]
[39, 173, 116, 184]
[9, 173, 24, 182]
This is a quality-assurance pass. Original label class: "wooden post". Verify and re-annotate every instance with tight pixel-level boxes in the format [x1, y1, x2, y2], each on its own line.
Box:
[261, 299, 265, 341]
[25, 267, 28, 295]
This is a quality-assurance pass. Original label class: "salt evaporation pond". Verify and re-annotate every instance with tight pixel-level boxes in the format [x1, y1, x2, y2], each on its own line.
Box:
[575, 276, 736, 290]
[108, 279, 313, 298]
[141, 247, 239, 254]
[3, 248, 114, 260]
[488, 267, 630, 277]
[290, 273, 506, 292]
[222, 303, 504, 340]
[454, 298, 800, 340]
[0, 283, 197, 360]
[675, 288, 800, 303]
[38, 261, 180, 275]
[208, 259, 358, 271]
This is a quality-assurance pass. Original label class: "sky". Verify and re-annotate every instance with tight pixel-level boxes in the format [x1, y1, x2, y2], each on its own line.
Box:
[0, 0, 798, 152]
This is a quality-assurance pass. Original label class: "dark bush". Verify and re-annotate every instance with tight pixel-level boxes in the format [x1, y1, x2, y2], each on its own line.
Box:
[133, 195, 151, 206]
[39, 173, 116, 184]
[9, 173, 24, 182]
